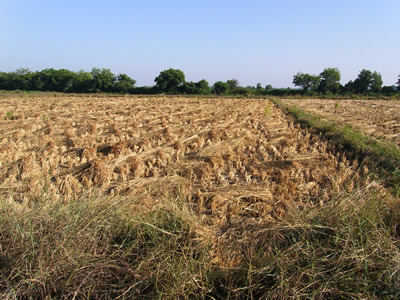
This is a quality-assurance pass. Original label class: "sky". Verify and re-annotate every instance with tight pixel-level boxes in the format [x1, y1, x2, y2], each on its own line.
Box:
[1, 0, 399, 88]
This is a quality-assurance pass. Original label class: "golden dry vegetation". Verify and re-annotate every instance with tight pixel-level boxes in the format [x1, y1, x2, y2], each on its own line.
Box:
[1, 96, 386, 264]
[282, 99, 400, 147]
[1, 95, 399, 298]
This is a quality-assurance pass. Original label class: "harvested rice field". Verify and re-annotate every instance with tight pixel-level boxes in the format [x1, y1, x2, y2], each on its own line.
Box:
[1, 96, 381, 238]
[1, 95, 398, 298]
[1, 96, 372, 209]
[282, 98, 400, 147]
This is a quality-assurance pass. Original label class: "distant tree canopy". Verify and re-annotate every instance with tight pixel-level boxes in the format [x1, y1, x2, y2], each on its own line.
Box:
[71, 70, 93, 93]
[265, 84, 273, 92]
[292, 72, 320, 93]
[114, 73, 136, 94]
[318, 68, 341, 94]
[182, 79, 210, 94]
[381, 85, 397, 95]
[0, 68, 136, 93]
[397, 75, 400, 91]
[292, 67, 388, 96]
[226, 79, 239, 91]
[212, 81, 230, 95]
[346, 69, 383, 94]
[91, 68, 116, 92]
[0, 66, 398, 97]
[154, 68, 185, 93]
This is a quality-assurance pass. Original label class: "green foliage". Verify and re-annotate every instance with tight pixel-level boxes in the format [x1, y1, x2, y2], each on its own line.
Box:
[370, 71, 383, 93]
[397, 75, 400, 91]
[0, 66, 397, 96]
[382, 85, 397, 95]
[343, 79, 355, 93]
[196, 79, 211, 94]
[351, 69, 383, 94]
[114, 73, 136, 93]
[255, 83, 264, 95]
[4, 111, 15, 120]
[212, 81, 229, 95]
[91, 68, 116, 92]
[70, 70, 93, 93]
[29, 68, 76, 92]
[131, 86, 158, 94]
[292, 72, 320, 93]
[0, 69, 32, 90]
[291, 67, 392, 96]
[226, 78, 239, 91]
[154, 68, 185, 93]
[182, 79, 210, 94]
[264, 104, 271, 116]
[319, 67, 341, 94]
[0, 68, 137, 94]
[265, 84, 273, 92]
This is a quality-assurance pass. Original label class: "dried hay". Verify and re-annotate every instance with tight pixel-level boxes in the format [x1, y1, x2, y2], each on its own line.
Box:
[0, 95, 384, 268]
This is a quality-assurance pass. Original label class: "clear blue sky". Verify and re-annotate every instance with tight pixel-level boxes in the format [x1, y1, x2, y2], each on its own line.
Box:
[1, 0, 399, 87]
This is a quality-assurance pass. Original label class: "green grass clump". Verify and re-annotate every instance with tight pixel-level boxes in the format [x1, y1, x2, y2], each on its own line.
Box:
[264, 104, 271, 116]
[3, 111, 15, 120]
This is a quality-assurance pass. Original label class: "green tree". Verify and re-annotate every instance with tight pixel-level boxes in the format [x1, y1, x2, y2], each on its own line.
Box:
[38, 68, 76, 92]
[195, 79, 210, 94]
[292, 72, 320, 93]
[353, 69, 383, 94]
[182, 80, 210, 94]
[265, 84, 273, 92]
[0, 68, 33, 90]
[11, 69, 29, 90]
[213, 81, 229, 95]
[353, 69, 372, 93]
[381, 85, 397, 95]
[344, 80, 355, 94]
[318, 67, 341, 94]
[256, 83, 264, 94]
[154, 68, 185, 93]
[70, 70, 92, 93]
[28, 71, 43, 91]
[114, 73, 136, 93]
[397, 75, 400, 91]
[182, 81, 197, 94]
[235, 86, 253, 95]
[370, 71, 383, 93]
[15, 68, 32, 90]
[91, 68, 116, 92]
[226, 79, 239, 91]
[0, 72, 12, 90]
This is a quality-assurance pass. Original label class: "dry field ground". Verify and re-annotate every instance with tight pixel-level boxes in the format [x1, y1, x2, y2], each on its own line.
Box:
[0, 96, 382, 257]
[1, 95, 398, 297]
[282, 99, 400, 147]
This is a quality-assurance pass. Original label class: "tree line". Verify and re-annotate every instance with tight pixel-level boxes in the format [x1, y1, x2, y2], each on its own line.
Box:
[292, 68, 398, 95]
[0, 67, 399, 96]
[0, 68, 136, 94]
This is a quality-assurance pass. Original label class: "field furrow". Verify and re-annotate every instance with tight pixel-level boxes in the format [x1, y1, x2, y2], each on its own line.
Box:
[282, 99, 400, 147]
